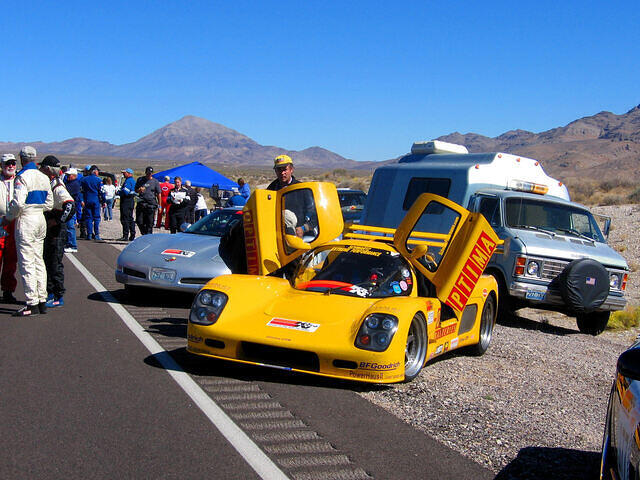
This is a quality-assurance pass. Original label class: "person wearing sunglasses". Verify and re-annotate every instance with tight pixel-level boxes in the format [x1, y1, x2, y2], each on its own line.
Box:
[0, 154, 18, 304]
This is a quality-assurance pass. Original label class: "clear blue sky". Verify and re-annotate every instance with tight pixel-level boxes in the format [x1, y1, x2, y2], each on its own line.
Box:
[2, 1, 639, 161]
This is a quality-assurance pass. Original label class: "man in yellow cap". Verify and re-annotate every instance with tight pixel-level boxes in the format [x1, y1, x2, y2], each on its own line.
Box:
[267, 154, 300, 191]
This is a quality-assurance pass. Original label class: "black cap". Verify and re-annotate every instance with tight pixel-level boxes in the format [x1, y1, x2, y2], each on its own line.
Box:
[145, 166, 154, 174]
[40, 155, 61, 168]
[90, 165, 99, 172]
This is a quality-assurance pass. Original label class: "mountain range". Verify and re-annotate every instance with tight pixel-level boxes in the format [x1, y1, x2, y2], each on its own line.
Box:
[0, 115, 358, 169]
[1, 105, 639, 181]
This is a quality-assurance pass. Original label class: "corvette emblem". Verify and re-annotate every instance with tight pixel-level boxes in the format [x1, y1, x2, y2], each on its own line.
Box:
[165, 256, 177, 262]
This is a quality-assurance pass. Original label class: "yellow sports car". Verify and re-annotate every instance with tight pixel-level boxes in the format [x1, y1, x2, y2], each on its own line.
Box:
[187, 183, 501, 383]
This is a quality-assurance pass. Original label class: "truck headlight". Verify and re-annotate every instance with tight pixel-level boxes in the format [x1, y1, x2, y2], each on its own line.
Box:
[527, 261, 540, 276]
[355, 313, 398, 352]
[610, 273, 620, 289]
[190, 290, 228, 325]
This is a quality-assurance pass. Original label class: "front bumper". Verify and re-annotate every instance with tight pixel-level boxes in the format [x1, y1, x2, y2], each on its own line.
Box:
[186, 322, 405, 384]
[115, 269, 207, 293]
[509, 281, 627, 312]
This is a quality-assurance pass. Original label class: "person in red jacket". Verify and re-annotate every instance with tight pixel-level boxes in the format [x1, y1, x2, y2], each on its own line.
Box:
[0, 154, 18, 304]
[156, 175, 174, 229]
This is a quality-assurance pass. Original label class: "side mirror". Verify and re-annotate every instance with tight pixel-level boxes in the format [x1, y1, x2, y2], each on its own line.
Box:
[409, 244, 437, 271]
[617, 348, 640, 380]
[285, 234, 311, 251]
[180, 222, 191, 232]
[603, 218, 611, 238]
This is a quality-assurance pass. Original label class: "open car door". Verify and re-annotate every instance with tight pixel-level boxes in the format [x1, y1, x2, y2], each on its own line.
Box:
[393, 193, 501, 316]
[243, 182, 344, 275]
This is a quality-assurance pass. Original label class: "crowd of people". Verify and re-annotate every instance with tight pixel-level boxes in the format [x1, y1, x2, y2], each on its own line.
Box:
[0, 147, 75, 316]
[0, 148, 304, 314]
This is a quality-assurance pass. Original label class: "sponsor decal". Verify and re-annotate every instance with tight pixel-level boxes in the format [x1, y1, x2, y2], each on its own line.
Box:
[435, 345, 443, 355]
[401, 268, 410, 278]
[187, 334, 203, 343]
[399, 280, 408, 291]
[451, 337, 459, 349]
[207, 282, 231, 291]
[434, 324, 456, 339]
[446, 231, 497, 312]
[266, 335, 292, 342]
[331, 245, 382, 256]
[243, 210, 259, 275]
[188, 346, 209, 354]
[586, 277, 596, 286]
[482, 288, 488, 298]
[348, 370, 384, 380]
[358, 361, 400, 371]
[161, 249, 195, 258]
[376, 305, 400, 314]
[349, 285, 370, 297]
[443, 341, 450, 352]
[427, 311, 435, 325]
[267, 317, 320, 332]
[391, 282, 401, 294]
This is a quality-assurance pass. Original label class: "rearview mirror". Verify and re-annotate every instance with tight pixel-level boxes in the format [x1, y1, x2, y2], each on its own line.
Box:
[409, 244, 437, 272]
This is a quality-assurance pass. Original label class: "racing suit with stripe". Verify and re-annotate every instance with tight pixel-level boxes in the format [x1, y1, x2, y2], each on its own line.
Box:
[6, 162, 53, 306]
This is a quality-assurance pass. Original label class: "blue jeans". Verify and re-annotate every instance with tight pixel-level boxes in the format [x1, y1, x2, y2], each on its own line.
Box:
[103, 198, 114, 220]
[66, 214, 77, 249]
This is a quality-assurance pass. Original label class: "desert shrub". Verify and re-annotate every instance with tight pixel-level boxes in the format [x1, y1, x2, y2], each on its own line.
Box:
[607, 306, 640, 330]
[600, 179, 635, 192]
[599, 194, 625, 206]
[628, 188, 640, 204]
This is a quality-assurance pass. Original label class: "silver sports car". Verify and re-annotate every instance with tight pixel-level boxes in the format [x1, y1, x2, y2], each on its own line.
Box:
[115, 208, 243, 292]
[600, 334, 640, 480]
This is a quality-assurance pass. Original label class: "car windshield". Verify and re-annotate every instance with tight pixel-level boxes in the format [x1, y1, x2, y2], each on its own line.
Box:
[292, 245, 413, 298]
[185, 210, 242, 237]
[505, 198, 605, 242]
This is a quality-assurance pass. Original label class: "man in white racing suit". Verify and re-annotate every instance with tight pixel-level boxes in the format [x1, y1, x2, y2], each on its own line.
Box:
[5, 146, 53, 316]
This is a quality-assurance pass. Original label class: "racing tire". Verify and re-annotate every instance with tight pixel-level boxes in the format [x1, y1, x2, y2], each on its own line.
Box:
[469, 293, 497, 356]
[557, 259, 610, 314]
[576, 311, 610, 336]
[403, 313, 428, 382]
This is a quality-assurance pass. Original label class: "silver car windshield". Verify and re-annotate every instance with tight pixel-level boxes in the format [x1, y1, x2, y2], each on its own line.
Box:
[186, 210, 243, 237]
[505, 198, 605, 242]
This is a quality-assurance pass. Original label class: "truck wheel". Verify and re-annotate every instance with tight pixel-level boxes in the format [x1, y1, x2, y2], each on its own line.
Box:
[558, 259, 609, 314]
[576, 311, 610, 336]
[470, 293, 497, 356]
[404, 313, 428, 382]
[491, 273, 513, 319]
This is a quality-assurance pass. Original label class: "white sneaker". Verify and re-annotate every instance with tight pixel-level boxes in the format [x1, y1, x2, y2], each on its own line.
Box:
[64, 247, 78, 253]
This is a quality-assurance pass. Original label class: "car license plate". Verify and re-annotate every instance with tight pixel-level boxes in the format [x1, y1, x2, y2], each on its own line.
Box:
[150, 268, 176, 283]
[525, 289, 546, 301]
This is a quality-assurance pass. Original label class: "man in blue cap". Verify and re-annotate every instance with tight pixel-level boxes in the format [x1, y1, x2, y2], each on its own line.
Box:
[118, 168, 137, 241]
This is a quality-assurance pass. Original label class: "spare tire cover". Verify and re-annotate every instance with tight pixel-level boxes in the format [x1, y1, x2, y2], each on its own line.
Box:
[557, 258, 609, 314]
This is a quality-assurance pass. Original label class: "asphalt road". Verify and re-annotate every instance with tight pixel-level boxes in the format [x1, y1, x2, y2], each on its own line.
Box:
[0, 238, 494, 480]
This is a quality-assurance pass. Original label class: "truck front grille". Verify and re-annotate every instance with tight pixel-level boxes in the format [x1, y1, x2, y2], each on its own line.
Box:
[540, 259, 568, 280]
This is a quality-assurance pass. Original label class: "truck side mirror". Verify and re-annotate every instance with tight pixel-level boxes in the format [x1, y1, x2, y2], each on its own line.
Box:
[603, 218, 611, 238]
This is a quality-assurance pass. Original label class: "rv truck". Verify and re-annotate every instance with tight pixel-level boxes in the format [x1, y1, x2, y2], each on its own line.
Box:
[361, 140, 629, 335]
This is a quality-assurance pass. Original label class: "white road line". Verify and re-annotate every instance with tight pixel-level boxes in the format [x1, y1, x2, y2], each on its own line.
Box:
[66, 254, 289, 480]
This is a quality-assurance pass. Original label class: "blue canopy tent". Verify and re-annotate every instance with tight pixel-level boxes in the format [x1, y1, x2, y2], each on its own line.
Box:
[152, 161, 238, 190]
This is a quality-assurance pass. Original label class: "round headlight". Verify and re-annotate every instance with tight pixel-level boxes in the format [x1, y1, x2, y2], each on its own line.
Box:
[211, 294, 225, 308]
[195, 307, 208, 321]
[365, 316, 380, 329]
[527, 261, 540, 276]
[200, 292, 213, 305]
[610, 274, 620, 289]
[381, 318, 395, 330]
[375, 332, 389, 347]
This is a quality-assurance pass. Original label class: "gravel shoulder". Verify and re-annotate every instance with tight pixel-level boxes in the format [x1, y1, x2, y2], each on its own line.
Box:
[98, 204, 640, 479]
